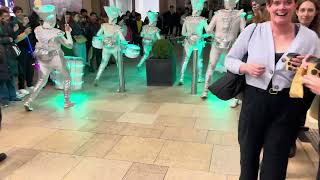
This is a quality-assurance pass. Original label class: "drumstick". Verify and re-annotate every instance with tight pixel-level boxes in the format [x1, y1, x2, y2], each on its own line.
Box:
[62, 8, 68, 24]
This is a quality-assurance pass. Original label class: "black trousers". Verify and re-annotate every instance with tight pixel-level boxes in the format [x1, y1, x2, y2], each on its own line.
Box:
[298, 88, 314, 127]
[90, 47, 102, 70]
[17, 50, 34, 89]
[239, 85, 307, 180]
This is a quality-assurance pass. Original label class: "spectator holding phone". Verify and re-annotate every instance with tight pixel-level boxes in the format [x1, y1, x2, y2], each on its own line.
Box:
[225, 0, 320, 178]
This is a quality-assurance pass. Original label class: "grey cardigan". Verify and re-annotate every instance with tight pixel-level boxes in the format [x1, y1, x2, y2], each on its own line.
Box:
[225, 21, 320, 91]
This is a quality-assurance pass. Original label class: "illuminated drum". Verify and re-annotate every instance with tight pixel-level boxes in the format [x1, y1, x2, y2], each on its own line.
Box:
[123, 44, 140, 58]
[92, 36, 103, 49]
[52, 56, 84, 90]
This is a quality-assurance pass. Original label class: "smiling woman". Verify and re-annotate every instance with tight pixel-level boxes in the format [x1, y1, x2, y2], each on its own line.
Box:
[224, 0, 320, 178]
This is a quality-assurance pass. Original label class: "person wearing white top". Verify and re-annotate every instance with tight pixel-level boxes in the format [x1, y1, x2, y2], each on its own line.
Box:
[225, 0, 320, 178]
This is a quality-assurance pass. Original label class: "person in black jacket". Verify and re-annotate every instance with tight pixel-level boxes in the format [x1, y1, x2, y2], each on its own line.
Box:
[86, 12, 102, 72]
[13, 6, 35, 96]
[0, 8, 21, 107]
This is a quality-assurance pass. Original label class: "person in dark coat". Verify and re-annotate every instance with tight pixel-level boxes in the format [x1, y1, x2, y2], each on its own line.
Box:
[0, 8, 21, 106]
[13, 6, 35, 95]
[86, 12, 102, 72]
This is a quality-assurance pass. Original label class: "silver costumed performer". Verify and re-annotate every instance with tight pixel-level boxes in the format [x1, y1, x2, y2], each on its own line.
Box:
[179, 0, 208, 85]
[137, 11, 161, 68]
[201, 0, 246, 98]
[24, 4, 74, 111]
[94, 6, 126, 86]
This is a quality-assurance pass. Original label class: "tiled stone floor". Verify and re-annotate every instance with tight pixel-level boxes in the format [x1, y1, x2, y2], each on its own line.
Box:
[0, 45, 318, 179]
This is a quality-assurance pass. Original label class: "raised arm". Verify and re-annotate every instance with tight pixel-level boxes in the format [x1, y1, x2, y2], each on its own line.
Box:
[58, 24, 73, 49]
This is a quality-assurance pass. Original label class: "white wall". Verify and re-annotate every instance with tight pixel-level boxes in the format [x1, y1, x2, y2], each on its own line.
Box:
[135, 0, 159, 19]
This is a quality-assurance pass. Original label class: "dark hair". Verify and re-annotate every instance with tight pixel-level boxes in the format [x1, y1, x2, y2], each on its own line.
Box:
[63, 11, 72, 16]
[267, 0, 296, 5]
[13, 6, 23, 14]
[80, 9, 87, 13]
[0, 8, 9, 17]
[61, 11, 73, 24]
[295, 0, 320, 36]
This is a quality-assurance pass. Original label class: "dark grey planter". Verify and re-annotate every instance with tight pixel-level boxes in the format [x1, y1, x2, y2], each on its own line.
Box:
[146, 57, 176, 86]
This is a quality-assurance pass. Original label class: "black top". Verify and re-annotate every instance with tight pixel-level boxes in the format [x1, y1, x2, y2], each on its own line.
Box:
[269, 24, 300, 89]
[275, 52, 284, 64]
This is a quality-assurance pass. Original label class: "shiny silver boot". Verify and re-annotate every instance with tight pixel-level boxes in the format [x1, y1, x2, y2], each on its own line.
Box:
[63, 79, 74, 109]
[23, 75, 47, 112]
[24, 102, 34, 111]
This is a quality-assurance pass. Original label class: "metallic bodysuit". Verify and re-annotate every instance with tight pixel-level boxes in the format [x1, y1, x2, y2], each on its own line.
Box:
[24, 26, 74, 110]
[202, 9, 245, 97]
[94, 23, 126, 84]
[137, 23, 161, 68]
[179, 15, 208, 84]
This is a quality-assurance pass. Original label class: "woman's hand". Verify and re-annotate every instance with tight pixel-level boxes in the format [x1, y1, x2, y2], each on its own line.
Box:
[65, 24, 72, 33]
[239, 63, 266, 77]
[303, 75, 320, 95]
[290, 55, 304, 68]
[24, 27, 32, 35]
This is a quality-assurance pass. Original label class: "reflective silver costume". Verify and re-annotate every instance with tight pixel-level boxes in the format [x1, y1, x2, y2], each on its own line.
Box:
[137, 11, 161, 68]
[179, 0, 208, 85]
[24, 4, 74, 111]
[94, 6, 126, 86]
[201, 1, 245, 98]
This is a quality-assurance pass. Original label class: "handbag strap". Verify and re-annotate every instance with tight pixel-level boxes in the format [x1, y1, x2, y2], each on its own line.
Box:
[242, 23, 257, 63]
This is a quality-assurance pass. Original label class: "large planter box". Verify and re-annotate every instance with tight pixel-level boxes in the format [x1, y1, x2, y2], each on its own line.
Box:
[146, 57, 176, 86]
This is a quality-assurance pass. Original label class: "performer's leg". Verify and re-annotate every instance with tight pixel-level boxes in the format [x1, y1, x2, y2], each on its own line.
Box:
[94, 50, 111, 86]
[58, 59, 74, 109]
[24, 63, 51, 111]
[197, 47, 204, 83]
[137, 45, 151, 68]
[179, 46, 193, 85]
[201, 46, 222, 98]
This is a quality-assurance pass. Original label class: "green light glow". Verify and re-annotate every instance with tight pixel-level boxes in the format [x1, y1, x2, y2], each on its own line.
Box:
[46, 92, 89, 112]
[66, 64, 85, 68]
[53, 80, 83, 86]
[40, 5, 55, 13]
[53, 72, 84, 78]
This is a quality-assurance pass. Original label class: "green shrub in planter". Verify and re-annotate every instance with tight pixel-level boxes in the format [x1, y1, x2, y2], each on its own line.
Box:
[152, 39, 176, 59]
[146, 39, 177, 86]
